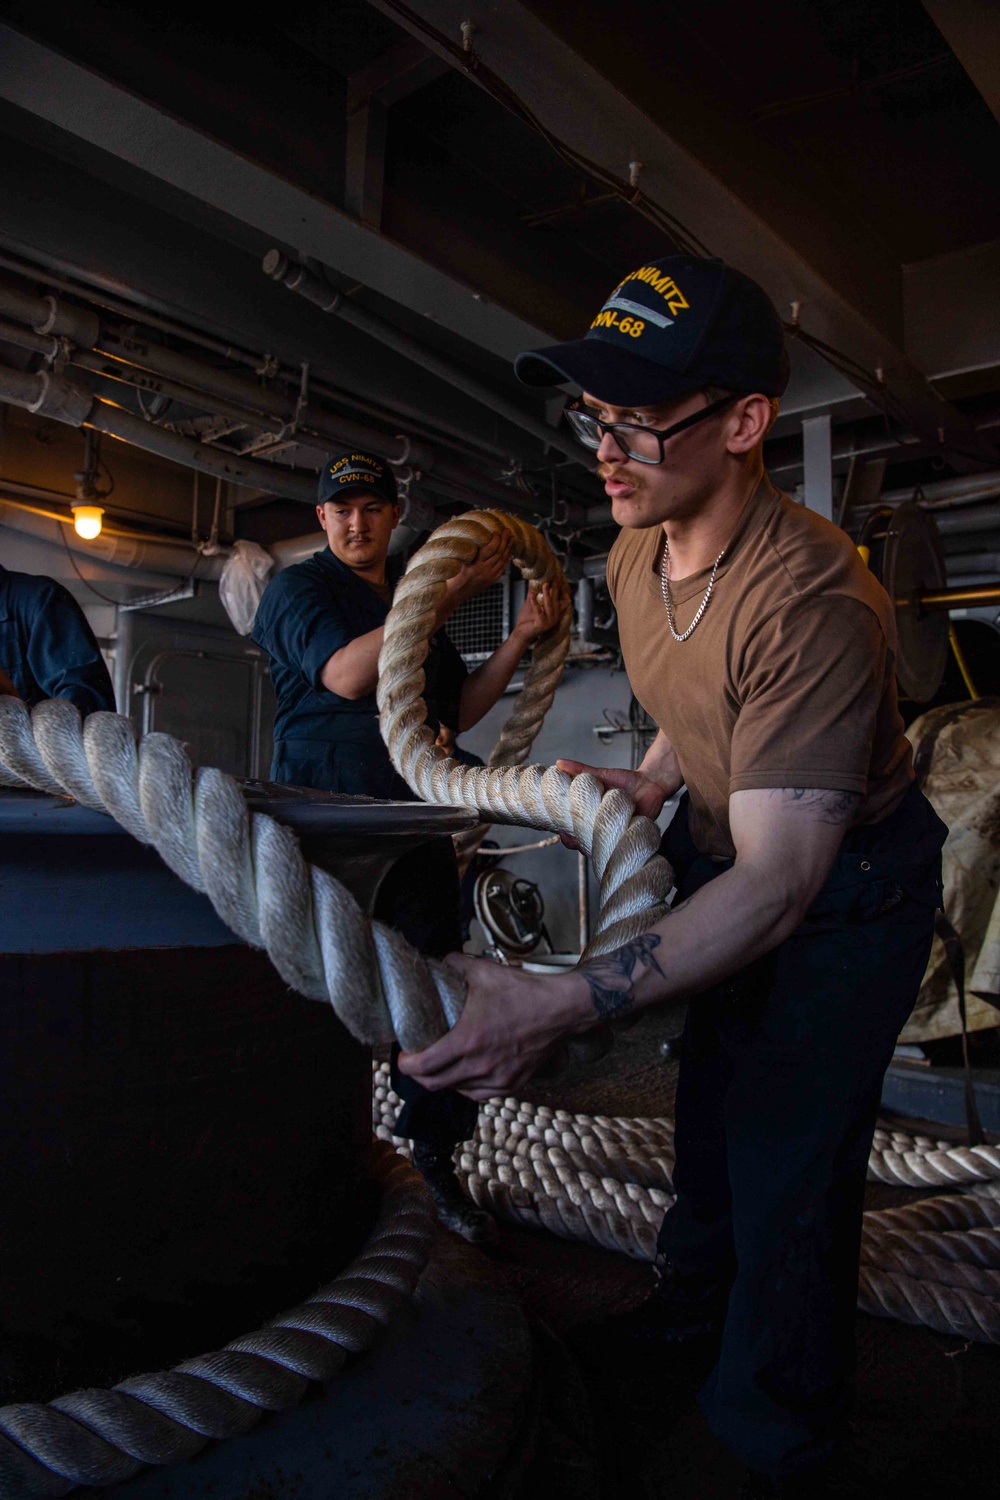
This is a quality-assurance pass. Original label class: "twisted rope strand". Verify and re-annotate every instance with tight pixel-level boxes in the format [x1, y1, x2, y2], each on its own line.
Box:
[0, 696, 463, 1053]
[868, 1128, 1000, 1189]
[0, 1146, 432, 1496]
[377, 511, 675, 959]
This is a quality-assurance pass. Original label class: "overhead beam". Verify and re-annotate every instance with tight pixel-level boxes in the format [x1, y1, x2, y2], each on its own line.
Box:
[368, 0, 997, 470]
[0, 133, 544, 468]
[0, 24, 543, 363]
[904, 240, 1000, 384]
[923, 0, 1000, 127]
[345, 38, 448, 228]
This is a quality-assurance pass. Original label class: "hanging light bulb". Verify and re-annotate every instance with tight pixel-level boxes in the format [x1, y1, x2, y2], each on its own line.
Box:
[72, 431, 106, 540]
[72, 505, 104, 540]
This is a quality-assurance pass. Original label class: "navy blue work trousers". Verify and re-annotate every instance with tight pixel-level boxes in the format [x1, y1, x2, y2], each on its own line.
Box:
[657, 782, 946, 1478]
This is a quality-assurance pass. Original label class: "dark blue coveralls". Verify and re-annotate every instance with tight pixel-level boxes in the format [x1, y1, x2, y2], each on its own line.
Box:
[0, 564, 115, 715]
[659, 779, 946, 1478]
[252, 545, 478, 1144]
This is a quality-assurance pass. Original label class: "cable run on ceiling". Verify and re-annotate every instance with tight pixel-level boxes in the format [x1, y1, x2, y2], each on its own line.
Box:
[377, 0, 712, 258]
[376, 4, 997, 474]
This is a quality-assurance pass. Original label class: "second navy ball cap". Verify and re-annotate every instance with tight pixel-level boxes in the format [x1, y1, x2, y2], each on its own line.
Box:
[515, 255, 789, 408]
[318, 450, 399, 506]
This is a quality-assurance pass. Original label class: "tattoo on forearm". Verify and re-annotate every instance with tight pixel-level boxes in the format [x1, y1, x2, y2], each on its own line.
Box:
[767, 788, 860, 826]
[579, 933, 665, 1021]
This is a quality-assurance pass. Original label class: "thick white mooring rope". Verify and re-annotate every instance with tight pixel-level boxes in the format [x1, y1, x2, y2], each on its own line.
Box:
[0, 695, 469, 1055]
[378, 511, 674, 959]
[0, 1146, 432, 1496]
[1, 508, 998, 1493]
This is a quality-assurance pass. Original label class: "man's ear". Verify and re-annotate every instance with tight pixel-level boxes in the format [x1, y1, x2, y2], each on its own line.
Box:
[726, 394, 773, 454]
[390, 503, 401, 529]
[316, 503, 327, 528]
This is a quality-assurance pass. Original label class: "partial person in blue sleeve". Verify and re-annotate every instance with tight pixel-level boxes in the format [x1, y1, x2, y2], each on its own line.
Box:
[252, 450, 564, 1240]
[0, 563, 115, 715]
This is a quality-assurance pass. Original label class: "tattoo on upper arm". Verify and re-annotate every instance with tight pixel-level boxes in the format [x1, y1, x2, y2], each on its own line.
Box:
[579, 933, 665, 1021]
[766, 788, 860, 826]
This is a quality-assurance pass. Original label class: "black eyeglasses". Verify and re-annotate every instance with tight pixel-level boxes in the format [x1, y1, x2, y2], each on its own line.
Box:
[565, 393, 739, 465]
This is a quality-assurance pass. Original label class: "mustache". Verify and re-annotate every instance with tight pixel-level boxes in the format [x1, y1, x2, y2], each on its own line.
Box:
[599, 464, 644, 488]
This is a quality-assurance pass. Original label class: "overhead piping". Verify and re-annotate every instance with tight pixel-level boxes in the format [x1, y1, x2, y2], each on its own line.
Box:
[0, 276, 594, 523]
[0, 487, 329, 583]
[0, 499, 227, 583]
[262, 250, 592, 472]
[0, 360, 320, 503]
[0, 244, 521, 466]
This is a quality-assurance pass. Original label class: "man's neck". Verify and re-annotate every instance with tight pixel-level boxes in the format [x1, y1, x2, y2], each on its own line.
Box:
[660, 463, 764, 580]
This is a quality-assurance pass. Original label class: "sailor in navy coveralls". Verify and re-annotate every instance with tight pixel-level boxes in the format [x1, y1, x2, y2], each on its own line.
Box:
[0, 564, 114, 714]
[253, 450, 564, 1239]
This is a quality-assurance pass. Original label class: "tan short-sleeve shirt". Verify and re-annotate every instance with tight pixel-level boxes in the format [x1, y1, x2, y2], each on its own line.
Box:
[605, 481, 913, 857]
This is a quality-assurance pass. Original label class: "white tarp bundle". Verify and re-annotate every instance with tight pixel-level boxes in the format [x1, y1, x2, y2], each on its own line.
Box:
[218, 540, 274, 636]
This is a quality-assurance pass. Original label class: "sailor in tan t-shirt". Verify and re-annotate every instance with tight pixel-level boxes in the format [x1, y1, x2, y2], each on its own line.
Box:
[606, 475, 913, 859]
[400, 256, 946, 1496]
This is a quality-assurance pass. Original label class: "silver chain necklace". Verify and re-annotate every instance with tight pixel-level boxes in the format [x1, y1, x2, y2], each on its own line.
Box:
[660, 537, 725, 643]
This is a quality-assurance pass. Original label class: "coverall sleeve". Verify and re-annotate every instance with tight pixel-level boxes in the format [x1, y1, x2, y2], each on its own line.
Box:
[27, 582, 115, 716]
[252, 573, 354, 689]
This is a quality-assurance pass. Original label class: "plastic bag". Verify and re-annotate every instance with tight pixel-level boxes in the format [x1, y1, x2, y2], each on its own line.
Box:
[218, 540, 274, 635]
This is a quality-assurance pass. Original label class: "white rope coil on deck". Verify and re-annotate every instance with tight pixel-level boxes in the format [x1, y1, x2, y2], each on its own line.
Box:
[0, 1145, 432, 1497]
[374, 1065, 1000, 1342]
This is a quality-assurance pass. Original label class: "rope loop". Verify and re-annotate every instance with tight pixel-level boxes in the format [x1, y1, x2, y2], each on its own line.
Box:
[378, 510, 674, 957]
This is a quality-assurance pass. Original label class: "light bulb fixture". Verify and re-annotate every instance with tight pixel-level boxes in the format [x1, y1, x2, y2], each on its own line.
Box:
[72, 504, 104, 541]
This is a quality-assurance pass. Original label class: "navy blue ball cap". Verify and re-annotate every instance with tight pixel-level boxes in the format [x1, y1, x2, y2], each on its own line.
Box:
[515, 256, 789, 406]
[318, 449, 398, 506]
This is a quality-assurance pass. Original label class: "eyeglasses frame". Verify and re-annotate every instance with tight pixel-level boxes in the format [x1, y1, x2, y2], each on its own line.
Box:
[565, 392, 741, 465]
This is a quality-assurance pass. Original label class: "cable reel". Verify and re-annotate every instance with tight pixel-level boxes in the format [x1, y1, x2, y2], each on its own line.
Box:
[473, 867, 550, 958]
[857, 500, 950, 703]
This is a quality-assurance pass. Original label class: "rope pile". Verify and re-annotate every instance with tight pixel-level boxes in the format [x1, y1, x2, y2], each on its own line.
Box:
[375, 1064, 1000, 1339]
[0, 1145, 432, 1496]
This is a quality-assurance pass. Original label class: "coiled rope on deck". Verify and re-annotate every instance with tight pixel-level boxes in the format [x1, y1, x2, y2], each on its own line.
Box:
[0, 1146, 432, 1496]
[374, 1065, 1000, 1341]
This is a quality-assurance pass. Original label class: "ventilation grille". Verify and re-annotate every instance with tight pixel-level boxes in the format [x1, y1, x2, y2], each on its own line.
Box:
[444, 575, 510, 664]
